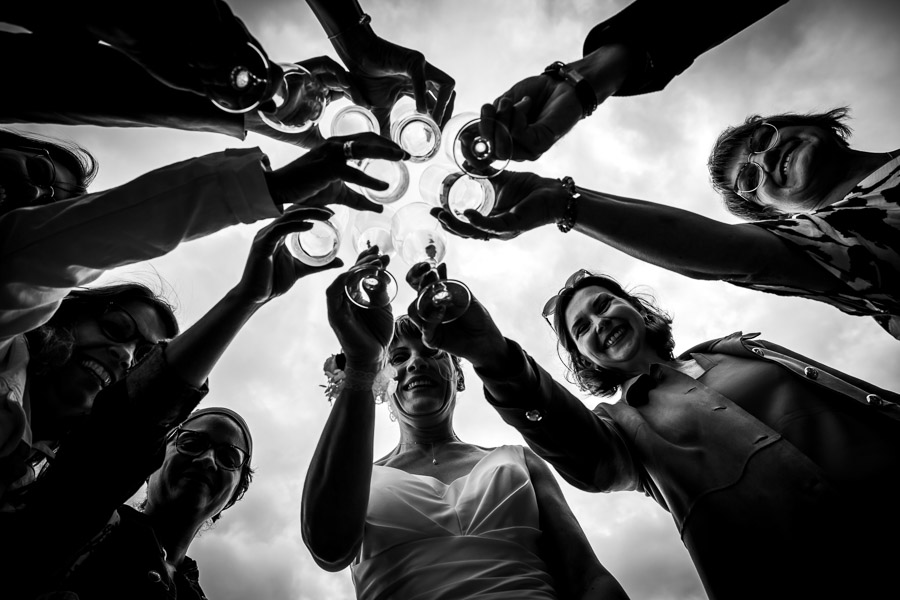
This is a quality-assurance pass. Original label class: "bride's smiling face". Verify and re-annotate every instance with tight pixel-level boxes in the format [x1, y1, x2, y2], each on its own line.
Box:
[387, 332, 458, 422]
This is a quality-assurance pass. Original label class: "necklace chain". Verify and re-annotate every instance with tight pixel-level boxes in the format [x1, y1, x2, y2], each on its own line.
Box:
[399, 436, 459, 465]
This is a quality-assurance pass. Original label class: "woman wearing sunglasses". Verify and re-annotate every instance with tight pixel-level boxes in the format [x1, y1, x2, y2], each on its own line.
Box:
[302, 251, 629, 600]
[407, 265, 900, 600]
[433, 107, 900, 340]
[2, 209, 341, 600]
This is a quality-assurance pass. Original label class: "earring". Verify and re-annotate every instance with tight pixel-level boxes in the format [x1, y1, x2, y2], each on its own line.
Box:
[388, 405, 397, 422]
[456, 378, 466, 392]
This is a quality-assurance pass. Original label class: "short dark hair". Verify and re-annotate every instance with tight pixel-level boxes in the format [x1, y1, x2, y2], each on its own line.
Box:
[390, 314, 465, 392]
[0, 127, 99, 192]
[707, 107, 853, 221]
[24, 283, 179, 374]
[551, 272, 674, 397]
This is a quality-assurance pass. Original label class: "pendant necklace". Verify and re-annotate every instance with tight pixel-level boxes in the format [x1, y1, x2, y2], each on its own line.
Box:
[400, 435, 459, 465]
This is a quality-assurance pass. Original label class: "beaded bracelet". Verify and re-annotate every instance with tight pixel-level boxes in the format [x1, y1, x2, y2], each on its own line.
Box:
[557, 176, 579, 233]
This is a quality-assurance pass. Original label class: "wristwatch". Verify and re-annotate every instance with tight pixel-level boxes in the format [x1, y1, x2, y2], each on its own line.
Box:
[542, 61, 598, 118]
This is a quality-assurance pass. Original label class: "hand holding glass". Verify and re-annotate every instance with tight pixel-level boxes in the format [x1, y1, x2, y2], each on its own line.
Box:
[391, 203, 471, 323]
[258, 63, 331, 133]
[441, 111, 511, 178]
[345, 211, 398, 308]
[419, 163, 495, 223]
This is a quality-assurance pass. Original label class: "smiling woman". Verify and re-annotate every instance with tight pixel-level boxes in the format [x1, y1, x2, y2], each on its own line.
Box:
[437, 106, 900, 340]
[302, 255, 631, 600]
[413, 267, 900, 599]
[0, 283, 177, 505]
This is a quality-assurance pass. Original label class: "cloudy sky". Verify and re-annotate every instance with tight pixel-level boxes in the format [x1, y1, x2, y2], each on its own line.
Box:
[10, 1, 900, 598]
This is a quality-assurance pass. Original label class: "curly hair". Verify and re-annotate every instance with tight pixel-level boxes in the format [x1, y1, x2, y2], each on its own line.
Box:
[707, 107, 853, 221]
[0, 127, 99, 192]
[550, 272, 675, 398]
[391, 314, 466, 392]
[24, 283, 179, 374]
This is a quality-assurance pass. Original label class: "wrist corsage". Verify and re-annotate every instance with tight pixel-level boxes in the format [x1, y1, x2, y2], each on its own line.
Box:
[322, 352, 398, 405]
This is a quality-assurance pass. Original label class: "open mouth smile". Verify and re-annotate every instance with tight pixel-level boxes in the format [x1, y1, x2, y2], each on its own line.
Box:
[604, 325, 627, 349]
[80, 358, 114, 388]
[403, 376, 439, 392]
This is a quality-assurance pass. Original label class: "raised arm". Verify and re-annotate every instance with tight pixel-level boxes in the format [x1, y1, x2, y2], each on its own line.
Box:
[525, 448, 630, 600]
[486, 0, 789, 161]
[405, 267, 643, 494]
[3, 209, 339, 593]
[432, 171, 837, 292]
[0, 132, 405, 348]
[305, 0, 456, 130]
[0, 32, 354, 150]
[301, 248, 394, 571]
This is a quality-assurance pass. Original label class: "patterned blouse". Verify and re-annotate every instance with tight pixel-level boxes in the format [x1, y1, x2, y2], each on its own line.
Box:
[730, 155, 900, 338]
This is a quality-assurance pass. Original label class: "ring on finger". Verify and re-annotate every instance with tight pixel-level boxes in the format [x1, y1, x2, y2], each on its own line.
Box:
[343, 140, 355, 160]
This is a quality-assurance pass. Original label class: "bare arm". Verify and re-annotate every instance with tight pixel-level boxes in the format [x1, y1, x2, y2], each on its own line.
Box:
[301, 249, 394, 571]
[444, 172, 837, 292]
[300, 380, 377, 571]
[574, 188, 835, 290]
[525, 448, 630, 600]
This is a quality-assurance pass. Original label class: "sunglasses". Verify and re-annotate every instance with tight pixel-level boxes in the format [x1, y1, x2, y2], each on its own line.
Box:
[16, 146, 87, 199]
[171, 428, 249, 471]
[733, 123, 780, 200]
[97, 303, 157, 364]
[541, 269, 593, 333]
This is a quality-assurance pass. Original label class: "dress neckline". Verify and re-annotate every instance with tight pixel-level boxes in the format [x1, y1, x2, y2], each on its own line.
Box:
[375, 445, 512, 486]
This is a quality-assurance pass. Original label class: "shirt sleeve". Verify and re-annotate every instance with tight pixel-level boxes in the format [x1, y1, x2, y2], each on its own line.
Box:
[0, 32, 246, 139]
[0, 0, 271, 100]
[476, 339, 643, 493]
[728, 201, 900, 319]
[582, 0, 789, 96]
[0, 148, 280, 345]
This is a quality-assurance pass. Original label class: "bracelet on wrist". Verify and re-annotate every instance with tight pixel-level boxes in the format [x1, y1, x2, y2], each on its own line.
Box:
[327, 13, 372, 40]
[542, 61, 599, 119]
[557, 176, 579, 233]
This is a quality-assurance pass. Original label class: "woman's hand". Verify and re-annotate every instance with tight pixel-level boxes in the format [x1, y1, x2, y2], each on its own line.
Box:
[404, 263, 509, 371]
[232, 207, 343, 305]
[332, 31, 456, 132]
[265, 132, 408, 212]
[431, 170, 565, 240]
[325, 246, 394, 368]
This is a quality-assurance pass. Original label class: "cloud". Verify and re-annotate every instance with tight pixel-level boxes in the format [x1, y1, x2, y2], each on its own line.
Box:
[13, 1, 900, 599]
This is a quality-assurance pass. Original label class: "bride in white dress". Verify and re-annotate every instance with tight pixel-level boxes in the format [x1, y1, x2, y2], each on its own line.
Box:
[302, 250, 629, 600]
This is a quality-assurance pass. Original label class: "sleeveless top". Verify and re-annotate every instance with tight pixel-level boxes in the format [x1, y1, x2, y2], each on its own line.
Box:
[351, 445, 557, 600]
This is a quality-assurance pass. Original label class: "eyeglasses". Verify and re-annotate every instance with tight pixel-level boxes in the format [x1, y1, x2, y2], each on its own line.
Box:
[98, 303, 157, 364]
[733, 123, 780, 200]
[17, 146, 86, 199]
[541, 269, 592, 332]
[171, 428, 249, 471]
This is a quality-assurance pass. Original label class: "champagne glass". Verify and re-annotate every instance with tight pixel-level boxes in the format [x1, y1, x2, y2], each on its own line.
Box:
[258, 63, 330, 133]
[441, 111, 512, 179]
[209, 42, 272, 114]
[391, 203, 471, 324]
[419, 163, 496, 223]
[344, 209, 398, 308]
[286, 206, 349, 267]
[319, 97, 380, 138]
[347, 158, 410, 205]
[389, 95, 441, 163]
